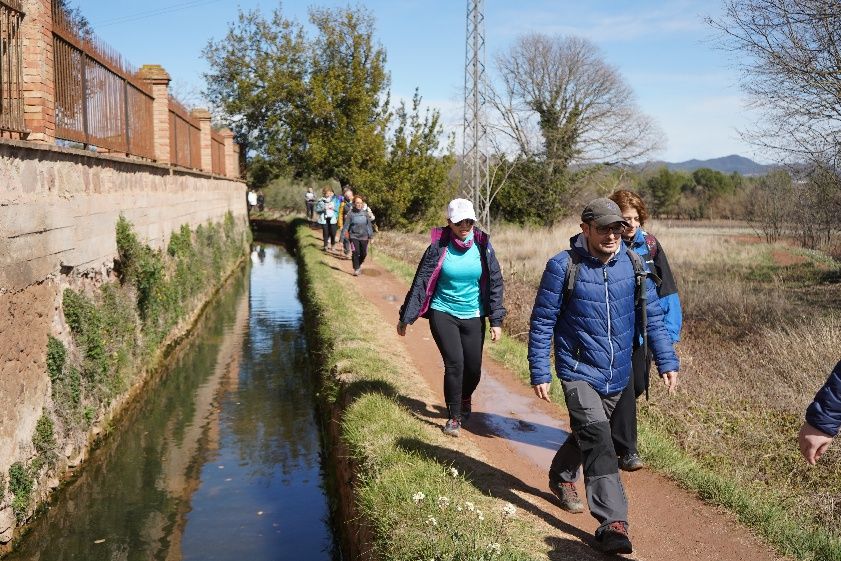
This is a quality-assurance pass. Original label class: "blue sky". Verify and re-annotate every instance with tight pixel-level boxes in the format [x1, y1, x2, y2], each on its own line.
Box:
[76, 0, 762, 163]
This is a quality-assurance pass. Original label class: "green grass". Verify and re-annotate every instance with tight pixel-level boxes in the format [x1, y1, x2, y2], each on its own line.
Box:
[296, 221, 543, 561]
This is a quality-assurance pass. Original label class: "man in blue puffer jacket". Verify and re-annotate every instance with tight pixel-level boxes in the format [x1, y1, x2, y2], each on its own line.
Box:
[528, 198, 679, 555]
[798, 361, 841, 465]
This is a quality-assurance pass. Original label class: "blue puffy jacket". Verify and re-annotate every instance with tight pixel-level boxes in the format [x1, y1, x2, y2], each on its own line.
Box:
[628, 228, 682, 343]
[528, 233, 679, 396]
[806, 361, 841, 436]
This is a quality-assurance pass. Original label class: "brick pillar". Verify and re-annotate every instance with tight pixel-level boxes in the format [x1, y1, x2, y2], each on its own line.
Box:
[191, 108, 212, 173]
[220, 128, 238, 179]
[138, 64, 171, 164]
[21, 0, 55, 142]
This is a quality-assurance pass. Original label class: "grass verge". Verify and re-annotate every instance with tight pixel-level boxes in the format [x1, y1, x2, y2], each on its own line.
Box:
[296, 223, 543, 561]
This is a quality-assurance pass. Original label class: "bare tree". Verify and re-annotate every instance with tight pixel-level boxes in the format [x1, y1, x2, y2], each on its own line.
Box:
[707, 1, 841, 167]
[485, 34, 661, 223]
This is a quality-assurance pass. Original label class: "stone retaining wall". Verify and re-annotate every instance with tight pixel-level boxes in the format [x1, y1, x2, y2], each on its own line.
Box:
[0, 139, 247, 542]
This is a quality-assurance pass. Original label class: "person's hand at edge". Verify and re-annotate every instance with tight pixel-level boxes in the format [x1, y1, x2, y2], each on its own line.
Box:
[662, 371, 678, 394]
[532, 382, 551, 402]
[396, 321, 407, 337]
[490, 326, 501, 342]
[798, 422, 833, 465]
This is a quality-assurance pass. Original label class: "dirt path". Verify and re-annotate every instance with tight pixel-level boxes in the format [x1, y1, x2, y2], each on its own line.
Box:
[321, 235, 786, 561]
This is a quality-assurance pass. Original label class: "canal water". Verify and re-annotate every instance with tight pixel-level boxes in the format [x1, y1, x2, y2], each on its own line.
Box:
[6, 243, 337, 561]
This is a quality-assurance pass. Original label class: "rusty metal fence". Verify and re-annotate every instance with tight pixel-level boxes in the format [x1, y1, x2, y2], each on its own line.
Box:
[0, 0, 24, 134]
[168, 98, 201, 169]
[52, 1, 155, 159]
[210, 129, 226, 175]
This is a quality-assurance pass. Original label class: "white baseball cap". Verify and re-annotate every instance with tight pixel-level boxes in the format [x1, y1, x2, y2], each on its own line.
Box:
[447, 198, 476, 223]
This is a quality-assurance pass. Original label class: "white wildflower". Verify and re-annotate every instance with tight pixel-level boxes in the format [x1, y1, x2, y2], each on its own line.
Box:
[502, 502, 517, 518]
[449, 467, 459, 477]
[476, 509, 485, 521]
[412, 492, 425, 504]
[456, 504, 463, 512]
[426, 515, 438, 526]
[487, 542, 501, 555]
[465, 501, 475, 512]
[437, 496, 450, 508]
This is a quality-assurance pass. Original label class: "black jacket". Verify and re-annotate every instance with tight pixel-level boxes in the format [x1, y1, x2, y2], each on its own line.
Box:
[399, 226, 506, 327]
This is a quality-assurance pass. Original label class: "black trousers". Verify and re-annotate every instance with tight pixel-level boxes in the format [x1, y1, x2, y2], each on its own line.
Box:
[427, 309, 485, 419]
[351, 238, 369, 270]
[610, 343, 650, 457]
[321, 222, 337, 247]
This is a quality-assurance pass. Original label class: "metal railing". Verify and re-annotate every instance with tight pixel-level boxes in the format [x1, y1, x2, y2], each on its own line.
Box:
[210, 129, 226, 175]
[168, 98, 201, 169]
[0, 0, 24, 134]
[52, 2, 155, 159]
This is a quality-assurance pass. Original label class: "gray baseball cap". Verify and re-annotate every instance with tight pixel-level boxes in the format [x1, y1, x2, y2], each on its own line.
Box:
[581, 197, 630, 227]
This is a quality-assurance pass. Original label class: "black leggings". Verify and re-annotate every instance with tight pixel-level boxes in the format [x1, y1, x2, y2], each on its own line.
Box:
[351, 238, 369, 270]
[610, 343, 650, 457]
[321, 222, 337, 247]
[428, 309, 485, 418]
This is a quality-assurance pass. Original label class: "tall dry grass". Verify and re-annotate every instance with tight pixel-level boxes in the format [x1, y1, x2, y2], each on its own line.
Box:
[376, 220, 841, 534]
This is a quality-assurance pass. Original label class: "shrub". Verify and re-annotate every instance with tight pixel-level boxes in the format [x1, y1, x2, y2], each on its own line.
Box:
[32, 415, 55, 457]
[46, 336, 66, 382]
[8, 462, 33, 521]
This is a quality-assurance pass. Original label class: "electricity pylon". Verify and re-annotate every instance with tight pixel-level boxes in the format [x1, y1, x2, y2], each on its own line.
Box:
[462, 0, 490, 227]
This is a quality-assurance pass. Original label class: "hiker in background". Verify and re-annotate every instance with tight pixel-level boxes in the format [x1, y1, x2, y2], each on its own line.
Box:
[798, 360, 841, 465]
[528, 197, 679, 555]
[341, 195, 375, 276]
[314, 187, 341, 252]
[247, 189, 258, 214]
[608, 189, 682, 472]
[338, 187, 355, 258]
[256, 190, 265, 212]
[397, 198, 506, 437]
[305, 187, 316, 222]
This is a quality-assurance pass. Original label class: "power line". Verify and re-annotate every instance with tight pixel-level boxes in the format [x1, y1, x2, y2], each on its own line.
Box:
[93, 0, 225, 28]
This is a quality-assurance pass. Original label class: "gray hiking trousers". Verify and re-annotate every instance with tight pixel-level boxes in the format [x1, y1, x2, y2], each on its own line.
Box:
[549, 379, 628, 529]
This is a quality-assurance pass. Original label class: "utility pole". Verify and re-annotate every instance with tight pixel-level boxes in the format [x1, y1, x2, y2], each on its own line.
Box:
[462, 0, 490, 228]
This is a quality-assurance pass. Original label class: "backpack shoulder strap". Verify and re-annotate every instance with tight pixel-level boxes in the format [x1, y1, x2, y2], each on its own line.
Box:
[627, 249, 660, 306]
[561, 250, 583, 310]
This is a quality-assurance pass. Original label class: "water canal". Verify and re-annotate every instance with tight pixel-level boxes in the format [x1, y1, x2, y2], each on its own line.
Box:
[6, 243, 338, 561]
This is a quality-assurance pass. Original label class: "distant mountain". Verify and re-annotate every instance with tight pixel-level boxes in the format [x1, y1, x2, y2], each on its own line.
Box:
[645, 154, 776, 176]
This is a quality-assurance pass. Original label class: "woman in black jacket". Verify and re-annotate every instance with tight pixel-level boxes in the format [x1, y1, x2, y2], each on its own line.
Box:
[396, 199, 505, 437]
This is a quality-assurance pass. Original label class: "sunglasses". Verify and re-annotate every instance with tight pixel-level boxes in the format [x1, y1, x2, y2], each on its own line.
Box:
[452, 219, 475, 227]
[593, 224, 626, 236]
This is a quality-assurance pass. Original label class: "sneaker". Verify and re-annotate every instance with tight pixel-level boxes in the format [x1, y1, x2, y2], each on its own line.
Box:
[460, 397, 472, 422]
[596, 521, 633, 554]
[619, 453, 644, 472]
[353, 269, 360, 276]
[442, 418, 461, 437]
[548, 480, 584, 513]
[322, 245, 328, 252]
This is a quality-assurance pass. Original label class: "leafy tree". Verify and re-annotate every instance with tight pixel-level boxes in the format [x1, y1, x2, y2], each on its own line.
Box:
[203, 7, 309, 172]
[642, 168, 683, 217]
[376, 91, 455, 228]
[303, 6, 390, 189]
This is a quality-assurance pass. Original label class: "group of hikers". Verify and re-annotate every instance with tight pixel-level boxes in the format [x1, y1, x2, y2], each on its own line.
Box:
[306, 185, 376, 276]
[386, 190, 841, 555]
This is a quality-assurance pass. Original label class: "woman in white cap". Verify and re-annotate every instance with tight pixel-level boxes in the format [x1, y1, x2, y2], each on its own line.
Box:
[396, 198, 506, 436]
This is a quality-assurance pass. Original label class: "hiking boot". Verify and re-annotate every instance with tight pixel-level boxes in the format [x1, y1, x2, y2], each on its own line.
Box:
[619, 453, 644, 472]
[442, 418, 461, 437]
[353, 268, 360, 276]
[596, 521, 633, 554]
[548, 480, 584, 513]
[460, 397, 472, 422]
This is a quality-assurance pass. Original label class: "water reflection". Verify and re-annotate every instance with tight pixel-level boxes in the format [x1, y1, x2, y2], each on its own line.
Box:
[7, 244, 335, 561]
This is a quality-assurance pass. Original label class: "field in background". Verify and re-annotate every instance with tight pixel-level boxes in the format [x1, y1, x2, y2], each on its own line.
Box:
[375, 220, 841, 543]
